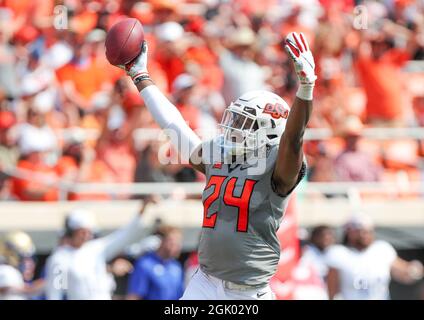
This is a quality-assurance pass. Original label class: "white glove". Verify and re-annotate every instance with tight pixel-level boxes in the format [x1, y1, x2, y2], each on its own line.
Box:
[119, 41, 150, 84]
[284, 32, 317, 100]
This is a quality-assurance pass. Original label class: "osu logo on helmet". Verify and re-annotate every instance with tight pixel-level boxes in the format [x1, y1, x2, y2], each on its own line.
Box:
[263, 103, 289, 119]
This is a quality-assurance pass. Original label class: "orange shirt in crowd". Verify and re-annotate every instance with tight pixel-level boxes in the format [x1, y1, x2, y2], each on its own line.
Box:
[155, 53, 185, 91]
[356, 49, 410, 122]
[94, 56, 125, 85]
[55, 155, 115, 200]
[56, 58, 106, 102]
[97, 143, 136, 184]
[11, 159, 59, 201]
[185, 46, 223, 91]
[149, 59, 169, 93]
[69, 158, 115, 200]
[3, 0, 34, 18]
[3, 0, 54, 21]
[55, 156, 79, 178]
[70, 11, 98, 35]
[3, 0, 54, 43]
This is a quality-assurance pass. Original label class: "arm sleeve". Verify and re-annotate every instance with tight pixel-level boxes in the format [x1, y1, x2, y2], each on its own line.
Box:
[93, 215, 145, 262]
[140, 85, 202, 162]
[127, 259, 150, 298]
[378, 241, 397, 266]
[324, 246, 344, 269]
[44, 256, 65, 300]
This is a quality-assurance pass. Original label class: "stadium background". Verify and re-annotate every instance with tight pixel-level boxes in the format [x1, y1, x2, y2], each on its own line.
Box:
[0, 0, 423, 299]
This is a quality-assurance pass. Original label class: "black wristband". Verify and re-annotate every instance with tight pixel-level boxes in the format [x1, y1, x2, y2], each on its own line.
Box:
[133, 73, 151, 84]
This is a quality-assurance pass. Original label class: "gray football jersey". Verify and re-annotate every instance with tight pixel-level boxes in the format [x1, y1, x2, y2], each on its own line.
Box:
[198, 140, 305, 286]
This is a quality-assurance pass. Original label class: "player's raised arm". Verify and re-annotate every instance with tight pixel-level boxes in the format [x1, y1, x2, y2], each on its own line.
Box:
[272, 32, 317, 196]
[110, 40, 204, 173]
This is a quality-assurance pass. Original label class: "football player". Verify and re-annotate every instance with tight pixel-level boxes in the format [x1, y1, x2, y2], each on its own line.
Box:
[113, 32, 316, 300]
[0, 231, 37, 299]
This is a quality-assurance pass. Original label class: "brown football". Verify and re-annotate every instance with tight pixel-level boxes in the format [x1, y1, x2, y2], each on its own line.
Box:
[105, 18, 144, 66]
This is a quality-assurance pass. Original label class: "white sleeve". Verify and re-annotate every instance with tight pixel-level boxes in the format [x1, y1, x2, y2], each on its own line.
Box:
[376, 241, 397, 266]
[0, 265, 24, 288]
[44, 254, 65, 300]
[140, 85, 202, 162]
[324, 245, 345, 269]
[91, 215, 145, 262]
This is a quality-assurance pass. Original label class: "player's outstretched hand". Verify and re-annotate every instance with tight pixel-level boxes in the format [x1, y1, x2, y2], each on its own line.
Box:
[284, 32, 317, 85]
[118, 41, 150, 84]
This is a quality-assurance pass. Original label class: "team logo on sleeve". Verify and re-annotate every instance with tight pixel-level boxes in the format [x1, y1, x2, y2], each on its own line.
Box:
[263, 103, 289, 119]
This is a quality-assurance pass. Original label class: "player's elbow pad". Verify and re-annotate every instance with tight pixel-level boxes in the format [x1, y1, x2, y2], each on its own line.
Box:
[140, 85, 201, 161]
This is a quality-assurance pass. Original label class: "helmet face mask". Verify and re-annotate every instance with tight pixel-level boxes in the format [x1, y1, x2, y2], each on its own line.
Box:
[218, 90, 289, 158]
[219, 106, 259, 156]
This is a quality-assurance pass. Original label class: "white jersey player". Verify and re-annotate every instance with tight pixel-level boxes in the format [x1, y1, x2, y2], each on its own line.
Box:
[113, 32, 317, 300]
[45, 207, 145, 300]
[0, 231, 36, 300]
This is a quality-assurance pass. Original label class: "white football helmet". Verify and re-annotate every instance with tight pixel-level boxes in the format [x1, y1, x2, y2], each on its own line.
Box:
[219, 90, 290, 156]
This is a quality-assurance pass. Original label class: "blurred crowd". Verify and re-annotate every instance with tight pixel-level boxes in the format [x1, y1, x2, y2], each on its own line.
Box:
[0, 0, 424, 201]
[0, 208, 422, 300]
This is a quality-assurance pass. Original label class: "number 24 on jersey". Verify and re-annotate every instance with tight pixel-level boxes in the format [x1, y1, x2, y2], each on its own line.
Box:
[202, 176, 257, 233]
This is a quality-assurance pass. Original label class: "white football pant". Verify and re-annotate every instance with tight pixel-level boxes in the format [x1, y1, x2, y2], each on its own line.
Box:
[181, 268, 274, 300]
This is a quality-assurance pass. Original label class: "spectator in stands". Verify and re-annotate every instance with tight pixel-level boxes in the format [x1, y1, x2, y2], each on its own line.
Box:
[17, 106, 58, 158]
[151, 0, 179, 25]
[55, 128, 115, 200]
[134, 142, 174, 185]
[210, 27, 268, 104]
[301, 225, 335, 282]
[355, 22, 418, 126]
[334, 116, 382, 182]
[0, 0, 422, 202]
[95, 103, 139, 187]
[20, 47, 58, 105]
[154, 22, 186, 90]
[127, 225, 184, 300]
[307, 141, 337, 183]
[9, 149, 59, 201]
[271, 226, 333, 300]
[326, 213, 424, 300]
[172, 73, 219, 139]
[56, 34, 110, 111]
[134, 139, 198, 193]
[44, 203, 147, 300]
[9, 106, 59, 201]
[171, 73, 201, 131]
